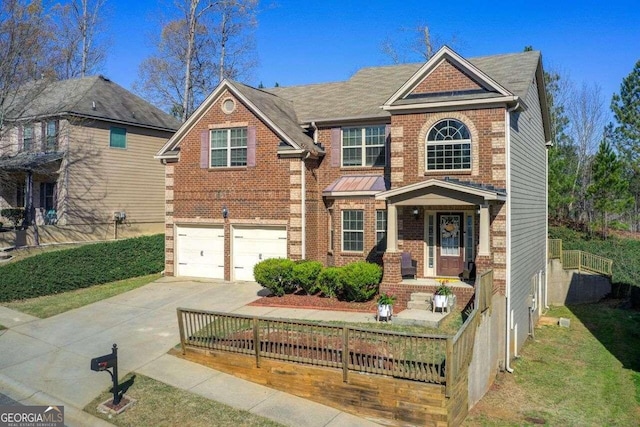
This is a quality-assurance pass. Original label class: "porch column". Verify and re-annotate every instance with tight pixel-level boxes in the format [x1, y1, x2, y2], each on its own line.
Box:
[479, 202, 490, 256]
[386, 203, 398, 252]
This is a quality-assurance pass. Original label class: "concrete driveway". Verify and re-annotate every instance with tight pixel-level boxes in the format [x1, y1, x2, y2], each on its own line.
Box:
[0, 276, 380, 427]
[0, 277, 262, 408]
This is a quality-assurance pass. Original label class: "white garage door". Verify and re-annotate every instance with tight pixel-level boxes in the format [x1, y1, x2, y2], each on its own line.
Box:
[176, 225, 224, 279]
[232, 226, 287, 281]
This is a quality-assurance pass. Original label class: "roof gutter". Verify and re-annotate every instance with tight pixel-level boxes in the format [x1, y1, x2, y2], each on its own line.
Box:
[381, 95, 520, 112]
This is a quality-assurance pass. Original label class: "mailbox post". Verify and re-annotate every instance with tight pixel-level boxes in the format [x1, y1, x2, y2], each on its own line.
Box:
[91, 344, 120, 405]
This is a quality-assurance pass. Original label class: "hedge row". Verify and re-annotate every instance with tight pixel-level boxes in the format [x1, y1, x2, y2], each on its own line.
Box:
[0, 234, 164, 302]
[253, 258, 382, 302]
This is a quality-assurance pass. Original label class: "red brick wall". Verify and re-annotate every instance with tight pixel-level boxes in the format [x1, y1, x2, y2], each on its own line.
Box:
[169, 90, 303, 279]
[411, 59, 484, 95]
[169, 69, 508, 298]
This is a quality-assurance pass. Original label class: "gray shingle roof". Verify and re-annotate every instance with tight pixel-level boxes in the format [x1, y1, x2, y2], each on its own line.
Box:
[231, 81, 318, 154]
[8, 76, 181, 131]
[265, 50, 541, 123]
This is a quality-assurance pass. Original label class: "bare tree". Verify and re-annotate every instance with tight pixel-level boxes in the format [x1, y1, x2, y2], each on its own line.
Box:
[50, 0, 108, 79]
[135, 0, 258, 121]
[0, 0, 51, 137]
[564, 82, 607, 223]
[381, 23, 459, 64]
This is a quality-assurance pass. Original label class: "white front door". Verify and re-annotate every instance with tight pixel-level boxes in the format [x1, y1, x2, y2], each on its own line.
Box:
[176, 225, 225, 279]
[232, 226, 287, 281]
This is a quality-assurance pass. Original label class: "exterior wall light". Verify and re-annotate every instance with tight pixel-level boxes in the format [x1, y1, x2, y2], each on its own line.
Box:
[222, 206, 228, 219]
[413, 207, 420, 220]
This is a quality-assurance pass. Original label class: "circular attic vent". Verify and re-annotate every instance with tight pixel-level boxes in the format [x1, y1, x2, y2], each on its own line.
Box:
[222, 98, 236, 114]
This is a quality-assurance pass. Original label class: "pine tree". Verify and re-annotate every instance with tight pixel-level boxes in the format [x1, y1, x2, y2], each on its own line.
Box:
[611, 59, 640, 231]
[586, 131, 632, 238]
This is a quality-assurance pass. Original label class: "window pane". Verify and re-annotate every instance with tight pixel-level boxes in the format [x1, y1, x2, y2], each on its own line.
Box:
[211, 149, 227, 167]
[342, 128, 361, 146]
[230, 148, 247, 166]
[342, 147, 361, 166]
[110, 127, 126, 148]
[365, 146, 385, 166]
[376, 210, 387, 251]
[23, 126, 33, 151]
[426, 119, 471, 171]
[365, 126, 385, 146]
[343, 210, 364, 252]
[230, 128, 247, 147]
[211, 130, 227, 148]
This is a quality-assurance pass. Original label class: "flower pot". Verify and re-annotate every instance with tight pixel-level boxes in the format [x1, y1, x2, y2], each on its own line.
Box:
[377, 304, 392, 321]
[433, 294, 448, 309]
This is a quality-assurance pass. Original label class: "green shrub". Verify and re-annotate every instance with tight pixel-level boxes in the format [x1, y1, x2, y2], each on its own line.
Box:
[253, 258, 296, 296]
[0, 234, 164, 302]
[292, 260, 323, 294]
[1, 208, 25, 228]
[317, 267, 342, 298]
[340, 261, 382, 302]
[608, 220, 630, 231]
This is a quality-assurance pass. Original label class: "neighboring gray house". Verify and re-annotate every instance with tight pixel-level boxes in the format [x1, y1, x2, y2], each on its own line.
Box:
[0, 75, 180, 244]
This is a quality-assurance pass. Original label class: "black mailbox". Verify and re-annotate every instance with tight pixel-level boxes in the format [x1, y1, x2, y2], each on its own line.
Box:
[90, 344, 121, 405]
[91, 353, 116, 371]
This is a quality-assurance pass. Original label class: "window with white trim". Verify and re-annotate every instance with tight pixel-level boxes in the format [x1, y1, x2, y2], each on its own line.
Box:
[426, 119, 471, 171]
[342, 125, 386, 167]
[45, 120, 58, 151]
[342, 210, 364, 252]
[376, 210, 387, 252]
[22, 125, 33, 151]
[210, 128, 247, 167]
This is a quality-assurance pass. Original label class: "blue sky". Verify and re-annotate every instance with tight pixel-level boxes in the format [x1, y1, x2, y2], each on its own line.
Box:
[103, 0, 639, 109]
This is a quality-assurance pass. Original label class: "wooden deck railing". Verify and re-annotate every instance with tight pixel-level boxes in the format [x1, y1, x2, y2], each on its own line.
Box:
[548, 238, 613, 276]
[177, 308, 450, 385]
[548, 239, 562, 259]
[475, 269, 493, 314]
[562, 250, 613, 276]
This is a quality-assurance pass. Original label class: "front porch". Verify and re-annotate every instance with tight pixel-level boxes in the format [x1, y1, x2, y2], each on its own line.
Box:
[0, 152, 63, 227]
[375, 178, 507, 308]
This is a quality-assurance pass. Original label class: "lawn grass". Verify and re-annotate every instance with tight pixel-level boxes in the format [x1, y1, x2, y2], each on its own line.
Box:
[3, 273, 161, 318]
[84, 373, 283, 427]
[465, 304, 640, 426]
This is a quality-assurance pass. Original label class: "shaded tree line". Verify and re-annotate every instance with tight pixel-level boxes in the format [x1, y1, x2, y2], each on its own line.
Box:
[545, 52, 639, 237]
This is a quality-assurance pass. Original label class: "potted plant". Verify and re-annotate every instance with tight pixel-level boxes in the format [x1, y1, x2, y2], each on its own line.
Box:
[433, 281, 453, 310]
[377, 292, 396, 321]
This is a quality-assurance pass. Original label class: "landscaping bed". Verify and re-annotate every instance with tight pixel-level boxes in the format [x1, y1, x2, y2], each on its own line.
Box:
[248, 292, 381, 312]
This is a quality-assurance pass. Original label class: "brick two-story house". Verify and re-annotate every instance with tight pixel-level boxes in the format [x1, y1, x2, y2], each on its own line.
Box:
[157, 47, 550, 367]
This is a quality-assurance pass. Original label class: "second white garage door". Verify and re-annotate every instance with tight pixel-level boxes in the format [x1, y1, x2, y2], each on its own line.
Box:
[232, 226, 287, 281]
[176, 225, 224, 279]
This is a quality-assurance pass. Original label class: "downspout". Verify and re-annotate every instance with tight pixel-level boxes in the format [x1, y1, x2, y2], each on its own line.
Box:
[545, 141, 552, 309]
[301, 154, 307, 259]
[301, 122, 318, 260]
[504, 102, 519, 373]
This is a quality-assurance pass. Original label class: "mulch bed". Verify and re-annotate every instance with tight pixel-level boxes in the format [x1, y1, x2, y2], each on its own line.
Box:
[249, 291, 382, 313]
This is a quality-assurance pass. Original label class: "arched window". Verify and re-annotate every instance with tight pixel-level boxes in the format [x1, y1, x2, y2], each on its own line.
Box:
[426, 119, 471, 171]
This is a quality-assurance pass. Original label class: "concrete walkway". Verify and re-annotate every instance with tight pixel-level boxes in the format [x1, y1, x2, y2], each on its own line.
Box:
[0, 277, 381, 426]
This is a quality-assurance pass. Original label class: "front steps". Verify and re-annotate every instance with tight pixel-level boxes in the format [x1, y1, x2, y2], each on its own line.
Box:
[394, 292, 454, 327]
